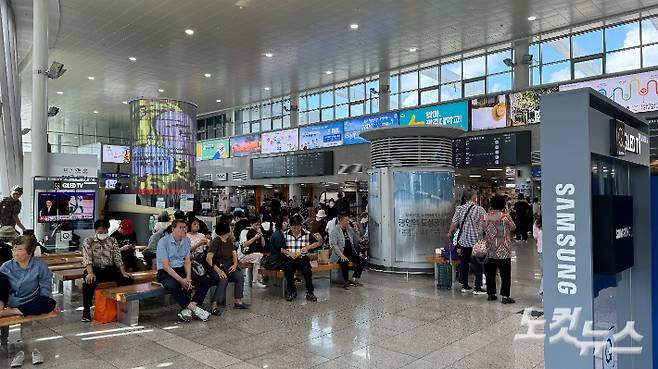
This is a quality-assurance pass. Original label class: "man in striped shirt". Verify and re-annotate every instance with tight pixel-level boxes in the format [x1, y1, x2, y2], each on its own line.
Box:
[281, 214, 321, 302]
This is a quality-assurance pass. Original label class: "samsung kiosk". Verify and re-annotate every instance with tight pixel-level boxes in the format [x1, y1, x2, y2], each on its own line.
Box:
[541, 89, 652, 369]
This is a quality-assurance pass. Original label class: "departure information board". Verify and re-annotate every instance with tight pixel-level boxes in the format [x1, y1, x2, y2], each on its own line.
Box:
[251, 151, 333, 179]
[453, 131, 531, 167]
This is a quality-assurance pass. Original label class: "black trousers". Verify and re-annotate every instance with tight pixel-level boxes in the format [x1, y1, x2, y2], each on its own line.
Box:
[458, 246, 483, 288]
[142, 250, 156, 270]
[82, 266, 134, 314]
[515, 221, 528, 240]
[339, 247, 366, 282]
[485, 258, 512, 297]
[0, 273, 56, 316]
[157, 267, 212, 309]
[283, 256, 313, 294]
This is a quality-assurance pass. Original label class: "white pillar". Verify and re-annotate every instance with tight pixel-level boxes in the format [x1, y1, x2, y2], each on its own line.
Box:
[513, 38, 530, 91]
[226, 108, 235, 137]
[288, 183, 302, 204]
[378, 73, 390, 113]
[290, 93, 299, 128]
[31, 0, 48, 178]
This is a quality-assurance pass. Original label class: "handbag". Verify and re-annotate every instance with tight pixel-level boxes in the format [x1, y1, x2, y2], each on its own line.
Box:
[93, 290, 117, 323]
[472, 239, 488, 258]
[260, 253, 285, 270]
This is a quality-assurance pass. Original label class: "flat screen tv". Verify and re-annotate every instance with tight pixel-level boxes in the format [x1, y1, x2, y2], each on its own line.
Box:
[37, 192, 96, 223]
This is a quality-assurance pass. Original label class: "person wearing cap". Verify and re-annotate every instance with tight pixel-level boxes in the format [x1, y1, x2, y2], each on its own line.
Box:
[0, 185, 26, 232]
[306, 209, 328, 246]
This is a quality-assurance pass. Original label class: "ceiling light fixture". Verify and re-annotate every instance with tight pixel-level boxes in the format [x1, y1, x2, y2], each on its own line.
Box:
[185, 29, 194, 35]
[350, 23, 359, 30]
[93, 110, 99, 114]
[486, 168, 503, 172]
[468, 174, 482, 178]
[264, 53, 273, 58]
[527, 15, 537, 21]
[56, 91, 63, 95]
[216, 99, 222, 103]
[325, 70, 333, 75]
[264, 87, 271, 91]
[204, 73, 212, 78]
[158, 88, 165, 93]
[87, 76, 95, 80]
[122, 101, 128, 104]
[408, 47, 418, 52]
[128, 56, 137, 61]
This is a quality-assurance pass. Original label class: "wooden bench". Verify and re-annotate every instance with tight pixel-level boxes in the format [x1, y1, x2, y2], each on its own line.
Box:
[0, 310, 59, 357]
[260, 262, 354, 297]
[52, 269, 157, 294]
[48, 262, 84, 271]
[40, 252, 81, 260]
[426, 255, 461, 288]
[43, 257, 83, 266]
[102, 282, 168, 326]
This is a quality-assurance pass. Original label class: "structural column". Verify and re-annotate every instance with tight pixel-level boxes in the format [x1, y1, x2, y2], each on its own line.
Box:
[288, 183, 302, 205]
[290, 93, 299, 128]
[378, 72, 390, 113]
[31, 0, 48, 178]
[512, 38, 530, 91]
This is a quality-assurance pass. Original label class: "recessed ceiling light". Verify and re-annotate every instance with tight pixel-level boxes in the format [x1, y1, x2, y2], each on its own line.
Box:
[324, 70, 333, 75]
[56, 91, 63, 95]
[350, 23, 359, 30]
[263, 87, 271, 91]
[527, 15, 537, 21]
[408, 47, 418, 52]
[468, 174, 482, 178]
[158, 88, 165, 93]
[264, 53, 273, 58]
[216, 99, 222, 103]
[122, 101, 128, 104]
[93, 110, 99, 114]
[185, 29, 194, 35]
[204, 73, 212, 78]
[87, 76, 95, 80]
[128, 56, 137, 61]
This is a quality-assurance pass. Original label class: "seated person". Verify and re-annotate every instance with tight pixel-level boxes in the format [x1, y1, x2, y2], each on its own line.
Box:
[329, 213, 367, 289]
[188, 218, 210, 261]
[268, 216, 288, 256]
[156, 219, 211, 322]
[23, 230, 49, 256]
[81, 219, 134, 322]
[0, 236, 56, 367]
[112, 219, 145, 272]
[281, 214, 321, 302]
[206, 221, 248, 316]
[0, 226, 17, 265]
[238, 217, 268, 288]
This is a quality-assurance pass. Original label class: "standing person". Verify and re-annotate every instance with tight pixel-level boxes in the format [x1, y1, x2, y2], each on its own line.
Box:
[281, 214, 321, 302]
[533, 214, 543, 299]
[238, 217, 267, 288]
[206, 221, 248, 315]
[156, 219, 212, 322]
[112, 219, 144, 272]
[0, 185, 26, 232]
[532, 198, 541, 219]
[329, 213, 367, 289]
[81, 220, 134, 322]
[483, 195, 517, 304]
[446, 189, 486, 294]
[513, 194, 530, 241]
[0, 236, 56, 367]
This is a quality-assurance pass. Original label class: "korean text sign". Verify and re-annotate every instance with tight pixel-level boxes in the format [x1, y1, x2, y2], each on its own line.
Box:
[398, 101, 469, 131]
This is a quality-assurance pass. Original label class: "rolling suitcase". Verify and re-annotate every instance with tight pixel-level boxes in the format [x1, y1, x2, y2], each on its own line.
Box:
[436, 262, 453, 289]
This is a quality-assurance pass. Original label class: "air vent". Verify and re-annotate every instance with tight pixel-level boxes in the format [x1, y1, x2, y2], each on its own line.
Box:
[370, 136, 453, 168]
[231, 171, 247, 181]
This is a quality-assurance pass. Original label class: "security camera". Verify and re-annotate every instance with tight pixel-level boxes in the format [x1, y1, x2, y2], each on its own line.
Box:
[522, 54, 533, 64]
[47, 106, 60, 117]
[21, 128, 31, 135]
[503, 58, 515, 67]
[369, 88, 379, 95]
[39, 61, 66, 79]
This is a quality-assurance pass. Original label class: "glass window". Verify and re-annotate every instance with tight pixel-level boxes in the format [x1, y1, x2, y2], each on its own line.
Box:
[308, 110, 320, 124]
[389, 74, 399, 94]
[542, 61, 571, 83]
[606, 47, 641, 73]
[541, 37, 570, 64]
[299, 111, 308, 125]
[367, 98, 379, 114]
[321, 107, 334, 121]
[642, 17, 658, 44]
[335, 87, 349, 105]
[487, 49, 512, 74]
[251, 121, 260, 133]
[486, 72, 512, 93]
[605, 21, 640, 51]
[400, 71, 418, 92]
[643, 44, 658, 67]
[530, 66, 540, 86]
[261, 119, 272, 132]
[272, 101, 282, 116]
[529, 43, 540, 66]
[366, 79, 379, 97]
[574, 58, 603, 78]
[336, 104, 349, 119]
[350, 83, 365, 101]
[464, 79, 485, 97]
[282, 115, 291, 128]
[390, 94, 399, 110]
[463, 56, 486, 79]
[420, 89, 439, 105]
[272, 117, 282, 130]
[441, 61, 462, 83]
[307, 94, 320, 110]
[399, 91, 418, 108]
[262, 104, 272, 119]
[440, 83, 461, 101]
[350, 101, 364, 117]
[251, 107, 260, 121]
[419, 67, 439, 88]
[572, 30, 603, 57]
[299, 96, 307, 112]
[321, 90, 333, 108]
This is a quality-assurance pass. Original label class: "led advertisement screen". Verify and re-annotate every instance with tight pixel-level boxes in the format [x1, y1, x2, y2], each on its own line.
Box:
[471, 95, 509, 131]
[399, 101, 469, 131]
[37, 192, 95, 223]
[131, 99, 197, 195]
[230, 133, 261, 157]
[261, 128, 299, 154]
[453, 131, 532, 167]
[560, 70, 658, 113]
[299, 121, 343, 150]
[343, 113, 399, 145]
[509, 86, 558, 126]
[102, 145, 131, 164]
[196, 139, 229, 161]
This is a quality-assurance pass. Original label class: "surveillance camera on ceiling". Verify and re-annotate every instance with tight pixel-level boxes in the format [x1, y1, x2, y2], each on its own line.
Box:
[521, 54, 533, 64]
[47, 106, 60, 117]
[21, 128, 31, 135]
[369, 88, 379, 94]
[503, 58, 515, 67]
[40, 61, 66, 79]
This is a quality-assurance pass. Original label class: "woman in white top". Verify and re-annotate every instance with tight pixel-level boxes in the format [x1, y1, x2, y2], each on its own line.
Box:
[533, 214, 543, 298]
[187, 219, 210, 259]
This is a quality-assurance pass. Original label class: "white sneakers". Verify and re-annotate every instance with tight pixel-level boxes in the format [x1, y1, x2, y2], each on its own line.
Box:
[10, 350, 24, 368]
[178, 308, 193, 322]
[32, 349, 44, 365]
[253, 281, 268, 288]
[191, 306, 210, 322]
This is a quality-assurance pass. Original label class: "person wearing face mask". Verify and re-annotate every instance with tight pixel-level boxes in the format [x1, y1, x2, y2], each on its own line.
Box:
[80, 219, 134, 322]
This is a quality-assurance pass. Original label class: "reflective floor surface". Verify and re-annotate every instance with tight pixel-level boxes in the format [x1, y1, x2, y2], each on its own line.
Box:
[1, 241, 544, 369]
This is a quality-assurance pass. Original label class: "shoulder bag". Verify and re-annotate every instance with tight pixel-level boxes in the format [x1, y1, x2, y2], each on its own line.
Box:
[455, 204, 475, 248]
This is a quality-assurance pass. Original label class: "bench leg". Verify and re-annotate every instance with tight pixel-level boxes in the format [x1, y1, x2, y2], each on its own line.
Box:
[52, 279, 63, 295]
[63, 280, 73, 296]
[1, 326, 7, 357]
[2, 324, 23, 358]
[117, 301, 140, 326]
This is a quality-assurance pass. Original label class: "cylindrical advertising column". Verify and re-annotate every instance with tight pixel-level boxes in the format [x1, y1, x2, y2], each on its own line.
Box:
[130, 99, 197, 196]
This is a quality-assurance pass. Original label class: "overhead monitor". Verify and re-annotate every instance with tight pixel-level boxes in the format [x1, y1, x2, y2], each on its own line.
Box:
[37, 191, 96, 223]
[230, 133, 261, 157]
[261, 128, 299, 154]
[102, 145, 130, 163]
[453, 131, 532, 167]
[299, 122, 343, 150]
[471, 95, 509, 131]
[399, 100, 469, 131]
[196, 138, 229, 161]
[343, 113, 398, 145]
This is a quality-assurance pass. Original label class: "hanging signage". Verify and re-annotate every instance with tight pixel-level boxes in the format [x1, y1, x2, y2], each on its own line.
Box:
[343, 113, 399, 145]
[230, 133, 261, 157]
[399, 101, 468, 131]
[261, 128, 299, 154]
[509, 86, 558, 125]
[196, 139, 230, 161]
[299, 121, 343, 150]
[610, 119, 649, 157]
[102, 145, 131, 164]
[471, 95, 509, 131]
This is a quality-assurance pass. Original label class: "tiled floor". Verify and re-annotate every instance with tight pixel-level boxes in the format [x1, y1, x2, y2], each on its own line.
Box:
[1, 241, 545, 369]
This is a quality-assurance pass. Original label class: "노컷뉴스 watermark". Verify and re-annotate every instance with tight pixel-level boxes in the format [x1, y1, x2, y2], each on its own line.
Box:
[514, 308, 643, 356]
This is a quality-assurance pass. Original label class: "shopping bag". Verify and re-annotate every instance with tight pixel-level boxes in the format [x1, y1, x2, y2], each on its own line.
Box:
[93, 290, 117, 323]
[317, 249, 330, 264]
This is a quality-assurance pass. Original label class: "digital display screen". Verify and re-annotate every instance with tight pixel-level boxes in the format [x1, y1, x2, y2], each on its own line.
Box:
[196, 139, 229, 161]
[250, 156, 287, 179]
[471, 95, 509, 131]
[102, 145, 130, 164]
[261, 128, 299, 154]
[37, 192, 95, 223]
[230, 133, 261, 157]
[509, 86, 558, 126]
[399, 101, 469, 131]
[251, 152, 333, 179]
[453, 131, 531, 167]
[299, 122, 343, 150]
[343, 113, 398, 145]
